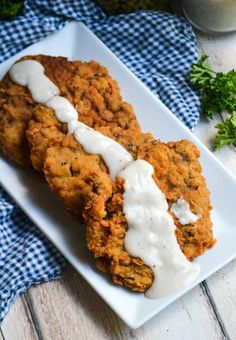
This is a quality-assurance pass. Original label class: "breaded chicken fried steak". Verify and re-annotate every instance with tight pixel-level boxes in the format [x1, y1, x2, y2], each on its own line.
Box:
[0, 55, 140, 166]
[0, 55, 216, 298]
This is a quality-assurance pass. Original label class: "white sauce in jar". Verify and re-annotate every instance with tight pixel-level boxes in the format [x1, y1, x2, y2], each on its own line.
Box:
[182, 0, 236, 33]
[120, 160, 200, 298]
[10, 59, 201, 298]
[171, 197, 200, 225]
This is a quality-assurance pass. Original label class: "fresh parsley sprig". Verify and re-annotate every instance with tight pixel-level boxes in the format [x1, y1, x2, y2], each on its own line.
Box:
[190, 55, 216, 88]
[190, 55, 236, 149]
[215, 112, 236, 150]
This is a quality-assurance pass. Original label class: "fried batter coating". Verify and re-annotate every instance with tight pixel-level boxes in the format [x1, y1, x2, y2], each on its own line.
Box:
[42, 128, 153, 220]
[26, 103, 153, 219]
[44, 134, 113, 220]
[0, 55, 140, 166]
[84, 139, 215, 292]
[84, 177, 154, 292]
[26, 102, 153, 172]
[0, 56, 73, 165]
[26, 105, 67, 171]
[138, 139, 216, 260]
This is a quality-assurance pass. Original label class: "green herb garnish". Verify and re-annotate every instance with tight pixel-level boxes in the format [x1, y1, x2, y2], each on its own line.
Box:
[0, 0, 23, 20]
[215, 112, 236, 150]
[190, 55, 236, 149]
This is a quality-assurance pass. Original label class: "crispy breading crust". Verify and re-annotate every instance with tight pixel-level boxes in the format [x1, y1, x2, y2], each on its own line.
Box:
[84, 178, 154, 292]
[43, 133, 112, 221]
[0, 55, 140, 166]
[83, 139, 215, 291]
[137, 139, 216, 260]
[26, 103, 153, 172]
[28, 113, 153, 219]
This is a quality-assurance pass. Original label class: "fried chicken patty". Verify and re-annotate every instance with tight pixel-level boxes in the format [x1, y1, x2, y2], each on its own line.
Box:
[0, 55, 140, 166]
[84, 139, 216, 292]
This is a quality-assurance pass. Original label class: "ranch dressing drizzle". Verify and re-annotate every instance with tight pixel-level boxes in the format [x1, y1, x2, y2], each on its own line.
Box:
[171, 197, 200, 225]
[119, 160, 200, 298]
[10, 60, 201, 298]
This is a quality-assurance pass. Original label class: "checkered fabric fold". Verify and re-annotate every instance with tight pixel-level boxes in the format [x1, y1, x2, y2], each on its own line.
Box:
[0, 0, 200, 323]
[0, 188, 65, 323]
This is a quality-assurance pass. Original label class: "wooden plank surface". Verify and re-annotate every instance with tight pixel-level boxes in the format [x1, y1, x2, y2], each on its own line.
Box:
[1, 265, 224, 340]
[206, 260, 236, 340]
[1, 296, 38, 340]
[194, 30, 236, 340]
[0, 329, 5, 340]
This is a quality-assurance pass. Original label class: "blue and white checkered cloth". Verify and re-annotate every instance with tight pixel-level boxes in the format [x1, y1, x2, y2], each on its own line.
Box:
[0, 0, 200, 323]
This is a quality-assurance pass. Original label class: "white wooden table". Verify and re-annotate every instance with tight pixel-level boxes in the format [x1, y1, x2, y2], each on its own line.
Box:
[1, 20, 236, 340]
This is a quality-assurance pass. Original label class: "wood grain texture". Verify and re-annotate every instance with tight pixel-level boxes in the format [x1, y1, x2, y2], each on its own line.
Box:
[23, 265, 223, 340]
[1, 296, 37, 340]
[206, 260, 236, 340]
[0, 329, 5, 340]
[194, 31, 236, 340]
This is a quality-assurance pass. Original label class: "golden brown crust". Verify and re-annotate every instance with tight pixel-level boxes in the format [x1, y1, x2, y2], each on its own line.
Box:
[137, 139, 216, 260]
[0, 74, 34, 165]
[44, 134, 112, 221]
[0, 55, 140, 166]
[23, 95, 153, 220]
[84, 178, 154, 292]
[0, 55, 73, 165]
[40, 124, 153, 220]
[83, 139, 216, 291]
[26, 105, 67, 171]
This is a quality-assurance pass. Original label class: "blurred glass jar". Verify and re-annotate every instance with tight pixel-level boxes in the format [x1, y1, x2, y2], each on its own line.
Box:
[182, 0, 236, 33]
[96, 0, 169, 14]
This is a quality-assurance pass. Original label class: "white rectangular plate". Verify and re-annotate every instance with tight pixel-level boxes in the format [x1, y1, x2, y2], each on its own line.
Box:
[1, 22, 236, 329]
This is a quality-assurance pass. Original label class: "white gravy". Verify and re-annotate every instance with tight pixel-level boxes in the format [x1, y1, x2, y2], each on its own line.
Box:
[74, 124, 133, 179]
[9, 60, 59, 103]
[46, 96, 78, 123]
[120, 160, 200, 298]
[171, 197, 200, 225]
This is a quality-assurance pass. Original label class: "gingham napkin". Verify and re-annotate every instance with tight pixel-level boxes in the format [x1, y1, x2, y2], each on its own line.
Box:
[0, 0, 200, 323]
